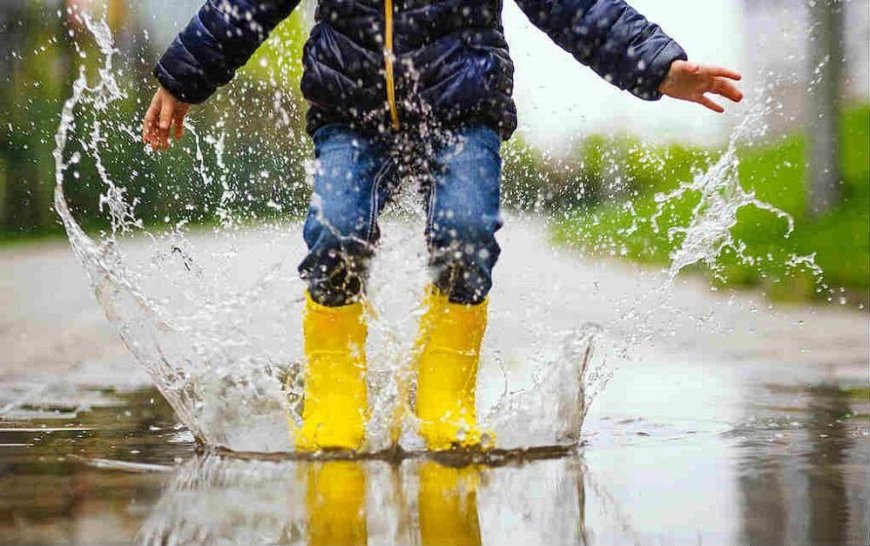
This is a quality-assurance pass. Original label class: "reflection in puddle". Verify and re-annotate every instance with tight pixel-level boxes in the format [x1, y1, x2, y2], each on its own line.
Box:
[419, 462, 482, 545]
[737, 384, 866, 546]
[139, 453, 587, 546]
[0, 387, 188, 546]
[1, 364, 867, 545]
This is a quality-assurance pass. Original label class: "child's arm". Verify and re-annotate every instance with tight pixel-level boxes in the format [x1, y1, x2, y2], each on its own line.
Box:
[513, 0, 742, 111]
[143, 0, 301, 150]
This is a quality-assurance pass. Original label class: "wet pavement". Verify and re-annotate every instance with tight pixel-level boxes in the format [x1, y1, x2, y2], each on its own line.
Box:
[2, 220, 869, 545]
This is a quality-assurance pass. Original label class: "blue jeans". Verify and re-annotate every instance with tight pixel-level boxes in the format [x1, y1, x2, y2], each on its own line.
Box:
[299, 124, 503, 306]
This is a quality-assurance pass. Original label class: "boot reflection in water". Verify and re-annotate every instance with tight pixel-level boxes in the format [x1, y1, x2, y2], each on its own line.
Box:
[305, 462, 368, 546]
[419, 461, 483, 546]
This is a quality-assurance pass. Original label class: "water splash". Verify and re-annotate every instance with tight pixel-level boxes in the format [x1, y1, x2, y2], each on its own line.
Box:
[651, 102, 795, 280]
[53, 17, 600, 454]
[593, 95, 834, 352]
[53, 15, 822, 457]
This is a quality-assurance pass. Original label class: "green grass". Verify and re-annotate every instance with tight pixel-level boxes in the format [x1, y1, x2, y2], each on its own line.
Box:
[0, 227, 68, 248]
[844, 386, 870, 401]
[552, 106, 870, 304]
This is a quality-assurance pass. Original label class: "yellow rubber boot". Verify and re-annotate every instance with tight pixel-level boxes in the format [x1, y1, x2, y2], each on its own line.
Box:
[295, 292, 368, 452]
[414, 287, 491, 451]
[418, 461, 482, 546]
[306, 462, 367, 546]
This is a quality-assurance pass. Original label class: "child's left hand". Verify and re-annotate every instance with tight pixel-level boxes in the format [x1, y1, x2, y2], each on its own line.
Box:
[659, 60, 743, 113]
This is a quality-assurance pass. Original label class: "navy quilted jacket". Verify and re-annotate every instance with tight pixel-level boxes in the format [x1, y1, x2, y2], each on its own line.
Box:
[154, 0, 686, 139]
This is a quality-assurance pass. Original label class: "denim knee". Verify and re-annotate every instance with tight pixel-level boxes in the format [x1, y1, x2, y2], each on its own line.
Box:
[428, 213, 502, 305]
[299, 212, 374, 306]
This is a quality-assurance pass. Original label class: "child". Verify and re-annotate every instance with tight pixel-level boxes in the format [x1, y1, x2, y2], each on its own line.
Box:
[142, 0, 742, 452]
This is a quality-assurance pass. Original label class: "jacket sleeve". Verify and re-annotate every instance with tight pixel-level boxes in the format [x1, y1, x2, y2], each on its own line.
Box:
[153, 0, 300, 104]
[512, 0, 687, 100]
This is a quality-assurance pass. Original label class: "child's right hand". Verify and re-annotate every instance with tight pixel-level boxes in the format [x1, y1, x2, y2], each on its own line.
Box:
[142, 87, 190, 151]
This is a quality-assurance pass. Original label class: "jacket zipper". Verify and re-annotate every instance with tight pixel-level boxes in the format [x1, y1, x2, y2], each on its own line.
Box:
[384, 0, 401, 130]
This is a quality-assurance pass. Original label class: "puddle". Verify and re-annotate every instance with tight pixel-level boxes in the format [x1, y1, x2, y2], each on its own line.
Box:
[2, 357, 866, 545]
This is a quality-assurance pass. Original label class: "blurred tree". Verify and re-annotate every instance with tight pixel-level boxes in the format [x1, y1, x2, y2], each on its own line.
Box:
[0, 0, 313, 239]
[0, 0, 74, 235]
[807, 0, 844, 217]
[243, 8, 308, 92]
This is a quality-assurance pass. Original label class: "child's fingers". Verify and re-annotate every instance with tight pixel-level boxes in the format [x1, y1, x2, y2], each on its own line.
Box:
[697, 94, 725, 113]
[146, 119, 161, 149]
[158, 102, 175, 148]
[713, 79, 743, 103]
[173, 110, 186, 140]
[158, 102, 174, 130]
[142, 117, 153, 147]
[142, 113, 151, 143]
[142, 99, 159, 145]
[705, 66, 742, 81]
